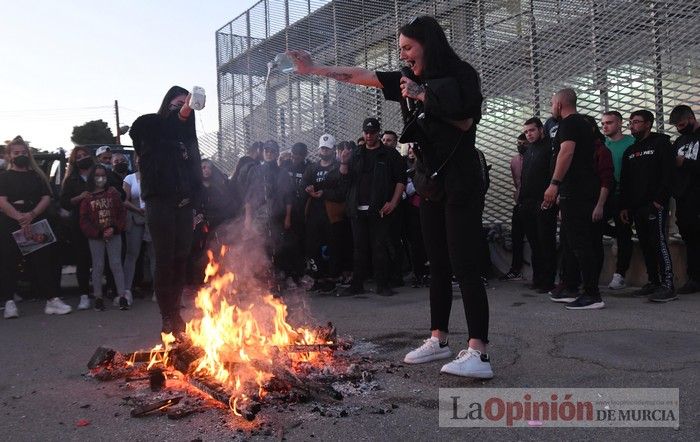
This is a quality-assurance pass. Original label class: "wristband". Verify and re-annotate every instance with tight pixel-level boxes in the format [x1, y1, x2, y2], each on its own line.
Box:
[550, 179, 561, 186]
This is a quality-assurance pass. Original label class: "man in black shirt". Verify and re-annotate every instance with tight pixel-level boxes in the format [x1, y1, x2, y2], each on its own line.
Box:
[669, 105, 700, 295]
[232, 141, 263, 201]
[244, 140, 294, 292]
[339, 118, 407, 296]
[302, 134, 338, 295]
[619, 110, 675, 302]
[285, 142, 311, 283]
[543, 88, 603, 309]
[519, 117, 556, 293]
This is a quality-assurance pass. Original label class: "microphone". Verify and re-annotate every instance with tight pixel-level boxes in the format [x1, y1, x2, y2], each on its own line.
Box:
[400, 66, 416, 112]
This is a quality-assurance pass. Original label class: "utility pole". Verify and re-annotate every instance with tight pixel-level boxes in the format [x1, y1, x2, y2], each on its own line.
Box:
[114, 99, 121, 144]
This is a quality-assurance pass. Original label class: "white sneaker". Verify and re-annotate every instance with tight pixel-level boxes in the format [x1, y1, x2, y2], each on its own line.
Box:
[45, 297, 72, 315]
[124, 290, 133, 306]
[13, 293, 23, 303]
[440, 348, 494, 379]
[4, 300, 19, 319]
[77, 295, 91, 310]
[404, 337, 453, 364]
[608, 273, 626, 290]
[113, 296, 121, 307]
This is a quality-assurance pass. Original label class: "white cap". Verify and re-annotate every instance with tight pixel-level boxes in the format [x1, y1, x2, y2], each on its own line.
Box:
[95, 146, 111, 156]
[318, 134, 335, 149]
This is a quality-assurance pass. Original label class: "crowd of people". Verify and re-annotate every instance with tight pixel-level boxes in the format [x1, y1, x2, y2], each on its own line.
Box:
[1, 16, 698, 381]
[502, 101, 700, 308]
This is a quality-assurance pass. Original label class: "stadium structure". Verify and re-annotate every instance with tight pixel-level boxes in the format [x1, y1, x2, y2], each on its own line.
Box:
[213, 0, 700, 225]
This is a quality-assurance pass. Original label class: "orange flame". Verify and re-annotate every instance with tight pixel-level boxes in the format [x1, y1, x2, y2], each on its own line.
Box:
[151, 249, 330, 413]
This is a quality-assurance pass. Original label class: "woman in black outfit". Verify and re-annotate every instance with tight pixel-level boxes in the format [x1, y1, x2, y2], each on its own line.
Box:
[59, 145, 95, 310]
[129, 86, 203, 334]
[290, 15, 493, 378]
[1, 136, 72, 318]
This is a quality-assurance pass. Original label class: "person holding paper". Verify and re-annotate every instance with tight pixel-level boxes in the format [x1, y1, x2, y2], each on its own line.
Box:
[0, 136, 71, 319]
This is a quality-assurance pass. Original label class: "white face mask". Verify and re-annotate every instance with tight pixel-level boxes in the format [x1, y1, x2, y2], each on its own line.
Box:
[95, 176, 107, 187]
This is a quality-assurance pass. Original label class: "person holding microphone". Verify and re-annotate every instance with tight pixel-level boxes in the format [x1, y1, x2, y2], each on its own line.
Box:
[288, 15, 492, 378]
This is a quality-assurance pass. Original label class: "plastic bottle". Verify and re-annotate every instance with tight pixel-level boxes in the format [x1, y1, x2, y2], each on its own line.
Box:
[189, 86, 206, 111]
[268, 52, 296, 74]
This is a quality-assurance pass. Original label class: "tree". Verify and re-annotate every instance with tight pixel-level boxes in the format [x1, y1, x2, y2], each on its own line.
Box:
[71, 120, 114, 145]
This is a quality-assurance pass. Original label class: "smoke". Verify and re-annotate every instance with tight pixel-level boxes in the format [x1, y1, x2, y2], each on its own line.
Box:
[200, 214, 316, 330]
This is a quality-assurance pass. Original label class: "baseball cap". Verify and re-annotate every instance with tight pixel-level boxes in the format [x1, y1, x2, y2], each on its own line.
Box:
[362, 117, 380, 133]
[95, 146, 111, 156]
[318, 134, 336, 149]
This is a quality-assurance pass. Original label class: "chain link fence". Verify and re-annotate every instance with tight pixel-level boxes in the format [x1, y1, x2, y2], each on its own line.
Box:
[205, 0, 700, 225]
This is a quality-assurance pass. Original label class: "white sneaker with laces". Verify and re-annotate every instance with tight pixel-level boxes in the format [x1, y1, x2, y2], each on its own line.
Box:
[77, 295, 90, 310]
[608, 273, 626, 290]
[45, 297, 72, 315]
[124, 290, 133, 306]
[440, 348, 494, 379]
[4, 300, 19, 319]
[404, 337, 452, 364]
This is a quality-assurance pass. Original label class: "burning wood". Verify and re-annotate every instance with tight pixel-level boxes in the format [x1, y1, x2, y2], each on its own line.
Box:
[130, 396, 183, 418]
[86, 247, 359, 422]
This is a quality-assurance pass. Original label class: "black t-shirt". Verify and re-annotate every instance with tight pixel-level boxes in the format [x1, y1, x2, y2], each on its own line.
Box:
[672, 126, 700, 200]
[358, 147, 383, 206]
[303, 161, 335, 215]
[554, 113, 598, 200]
[0, 170, 51, 229]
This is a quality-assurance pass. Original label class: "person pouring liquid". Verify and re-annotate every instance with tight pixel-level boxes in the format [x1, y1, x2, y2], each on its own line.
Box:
[287, 15, 492, 379]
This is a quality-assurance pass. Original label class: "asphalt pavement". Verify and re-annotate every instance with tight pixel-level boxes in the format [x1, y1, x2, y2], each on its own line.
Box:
[1, 277, 698, 441]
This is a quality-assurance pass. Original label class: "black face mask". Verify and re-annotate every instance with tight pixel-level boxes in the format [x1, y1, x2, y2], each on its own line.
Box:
[77, 157, 93, 170]
[13, 155, 30, 168]
[320, 153, 334, 162]
[517, 144, 527, 154]
[114, 163, 129, 174]
[678, 125, 695, 136]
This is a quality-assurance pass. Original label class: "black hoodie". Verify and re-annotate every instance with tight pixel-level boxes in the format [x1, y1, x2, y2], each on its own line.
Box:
[518, 136, 552, 203]
[672, 126, 700, 202]
[129, 110, 203, 203]
[619, 132, 674, 210]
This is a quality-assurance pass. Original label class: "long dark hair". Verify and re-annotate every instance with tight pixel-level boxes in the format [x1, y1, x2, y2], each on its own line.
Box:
[156, 85, 189, 117]
[86, 164, 108, 192]
[62, 145, 93, 185]
[201, 159, 228, 191]
[399, 16, 462, 79]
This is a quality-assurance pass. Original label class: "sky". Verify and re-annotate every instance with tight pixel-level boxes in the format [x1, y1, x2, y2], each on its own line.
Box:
[0, 0, 258, 151]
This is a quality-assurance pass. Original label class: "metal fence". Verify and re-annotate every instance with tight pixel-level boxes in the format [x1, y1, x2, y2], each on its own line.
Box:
[208, 0, 700, 225]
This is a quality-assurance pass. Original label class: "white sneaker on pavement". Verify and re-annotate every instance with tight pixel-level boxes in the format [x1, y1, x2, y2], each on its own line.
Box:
[45, 297, 72, 315]
[440, 348, 494, 379]
[77, 295, 91, 310]
[4, 300, 19, 319]
[124, 290, 133, 306]
[404, 337, 453, 364]
[608, 273, 626, 290]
